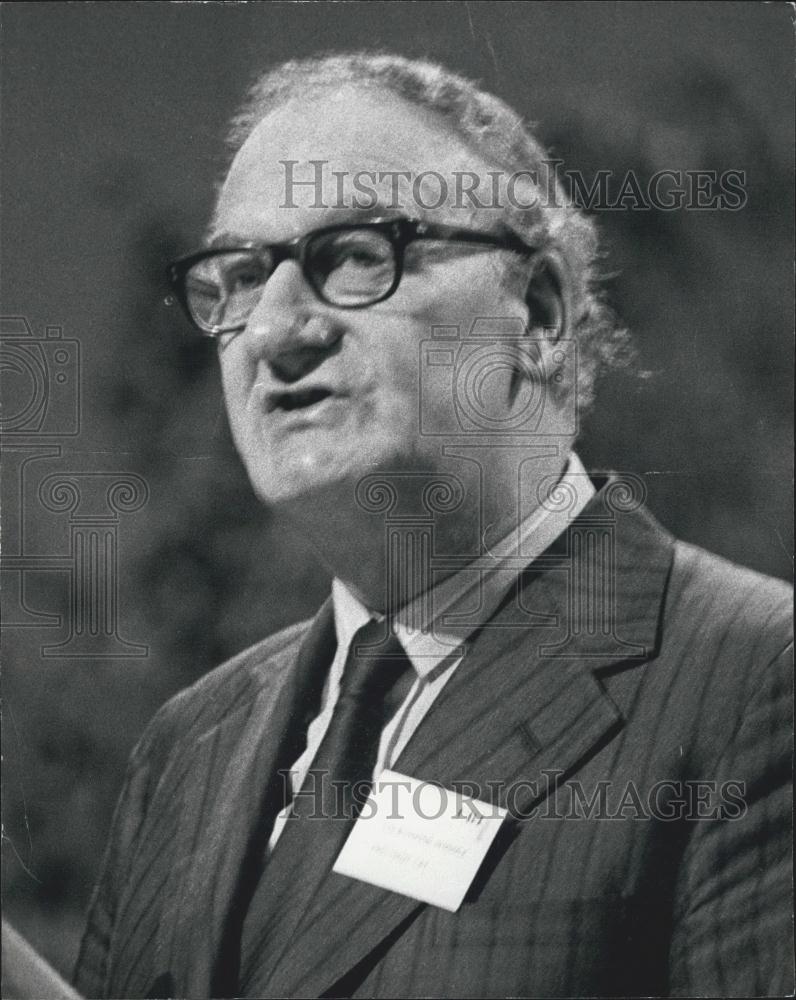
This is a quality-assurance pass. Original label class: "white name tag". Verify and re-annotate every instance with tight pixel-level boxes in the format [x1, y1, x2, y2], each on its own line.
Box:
[332, 769, 507, 912]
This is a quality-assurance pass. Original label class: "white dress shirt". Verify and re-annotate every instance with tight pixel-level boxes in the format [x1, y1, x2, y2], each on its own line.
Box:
[268, 452, 595, 848]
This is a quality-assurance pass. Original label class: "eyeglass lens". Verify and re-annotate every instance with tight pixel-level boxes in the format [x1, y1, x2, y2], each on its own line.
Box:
[184, 228, 398, 331]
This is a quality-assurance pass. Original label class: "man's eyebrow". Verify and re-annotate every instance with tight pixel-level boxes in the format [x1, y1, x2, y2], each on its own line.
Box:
[344, 201, 406, 222]
[206, 230, 248, 249]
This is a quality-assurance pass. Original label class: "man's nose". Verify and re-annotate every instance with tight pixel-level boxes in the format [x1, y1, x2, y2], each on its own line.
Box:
[241, 260, 342, 382]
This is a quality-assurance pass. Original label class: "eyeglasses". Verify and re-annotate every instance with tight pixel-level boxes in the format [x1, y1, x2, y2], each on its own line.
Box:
[166, 217, 539, 336]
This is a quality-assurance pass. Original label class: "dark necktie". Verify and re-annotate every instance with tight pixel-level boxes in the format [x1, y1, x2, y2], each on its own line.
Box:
[239, 619, 414, 995]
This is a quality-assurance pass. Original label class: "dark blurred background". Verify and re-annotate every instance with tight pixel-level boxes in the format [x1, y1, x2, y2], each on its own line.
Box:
[1, 0, 792, 979]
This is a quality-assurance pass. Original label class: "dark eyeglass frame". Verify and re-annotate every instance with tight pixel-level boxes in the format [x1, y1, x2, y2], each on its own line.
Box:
[166, 216, 540, 336]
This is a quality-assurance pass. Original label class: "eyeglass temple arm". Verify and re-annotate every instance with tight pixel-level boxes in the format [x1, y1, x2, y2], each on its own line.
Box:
[411, 220, 538, 256]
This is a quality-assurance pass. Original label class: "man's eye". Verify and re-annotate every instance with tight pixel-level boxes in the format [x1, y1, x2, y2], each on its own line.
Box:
[315, 233, 392, 271]
[342, 246, 389, 267]
[225, 263, 267, 292]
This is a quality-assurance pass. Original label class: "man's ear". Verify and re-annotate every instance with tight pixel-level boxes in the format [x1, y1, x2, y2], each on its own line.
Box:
[523, 250, 572, 343]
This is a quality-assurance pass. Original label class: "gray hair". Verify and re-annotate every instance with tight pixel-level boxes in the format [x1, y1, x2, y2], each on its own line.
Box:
[223, 51, 630, 412]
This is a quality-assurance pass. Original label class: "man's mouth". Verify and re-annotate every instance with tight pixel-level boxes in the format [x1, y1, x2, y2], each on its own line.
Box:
[264, 386, 339, 413]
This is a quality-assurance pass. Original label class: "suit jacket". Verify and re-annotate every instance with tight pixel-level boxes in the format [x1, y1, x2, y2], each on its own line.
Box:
[73, 483, 793, 999]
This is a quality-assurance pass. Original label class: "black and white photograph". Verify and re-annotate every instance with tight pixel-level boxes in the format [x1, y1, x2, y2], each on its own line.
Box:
[1, 3, 793, 997]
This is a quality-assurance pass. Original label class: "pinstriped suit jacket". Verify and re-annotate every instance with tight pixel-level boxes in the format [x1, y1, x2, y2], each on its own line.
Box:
[74, 487, 793, 998]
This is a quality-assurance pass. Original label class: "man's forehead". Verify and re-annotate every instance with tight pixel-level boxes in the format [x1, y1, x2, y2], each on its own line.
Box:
[229, 85, 467, 170]
[212, 85, 505, 240]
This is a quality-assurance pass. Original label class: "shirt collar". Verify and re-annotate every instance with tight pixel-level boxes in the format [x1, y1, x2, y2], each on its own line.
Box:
[332, 452, 595, 681]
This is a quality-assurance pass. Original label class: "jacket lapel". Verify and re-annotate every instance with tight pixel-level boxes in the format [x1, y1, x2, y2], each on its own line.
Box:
[153, 600, 336, 998]
[263, 494, 674, 998]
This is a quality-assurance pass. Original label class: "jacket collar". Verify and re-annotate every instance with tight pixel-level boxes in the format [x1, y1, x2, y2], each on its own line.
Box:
[146, 477, 674, 999]
[259, 480, 675, 998]
[146, 598, 337, 999]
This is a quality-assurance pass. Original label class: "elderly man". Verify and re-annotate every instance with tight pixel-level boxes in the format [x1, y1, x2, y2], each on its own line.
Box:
[73, 53, 792, 999]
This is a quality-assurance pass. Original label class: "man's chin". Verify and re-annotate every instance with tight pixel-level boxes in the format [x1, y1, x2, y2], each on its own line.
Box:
[244, 441, 439, 512]
[248, 463, 360, 512]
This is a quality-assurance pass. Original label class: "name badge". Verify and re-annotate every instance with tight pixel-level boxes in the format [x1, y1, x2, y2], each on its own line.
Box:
[333, 769, 507, 912]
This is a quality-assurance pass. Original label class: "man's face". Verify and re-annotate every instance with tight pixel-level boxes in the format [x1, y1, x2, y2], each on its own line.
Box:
[213, 85, 534, 510]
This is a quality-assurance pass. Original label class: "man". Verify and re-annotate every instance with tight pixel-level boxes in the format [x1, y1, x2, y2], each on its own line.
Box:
[73, 53, 792, 998]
